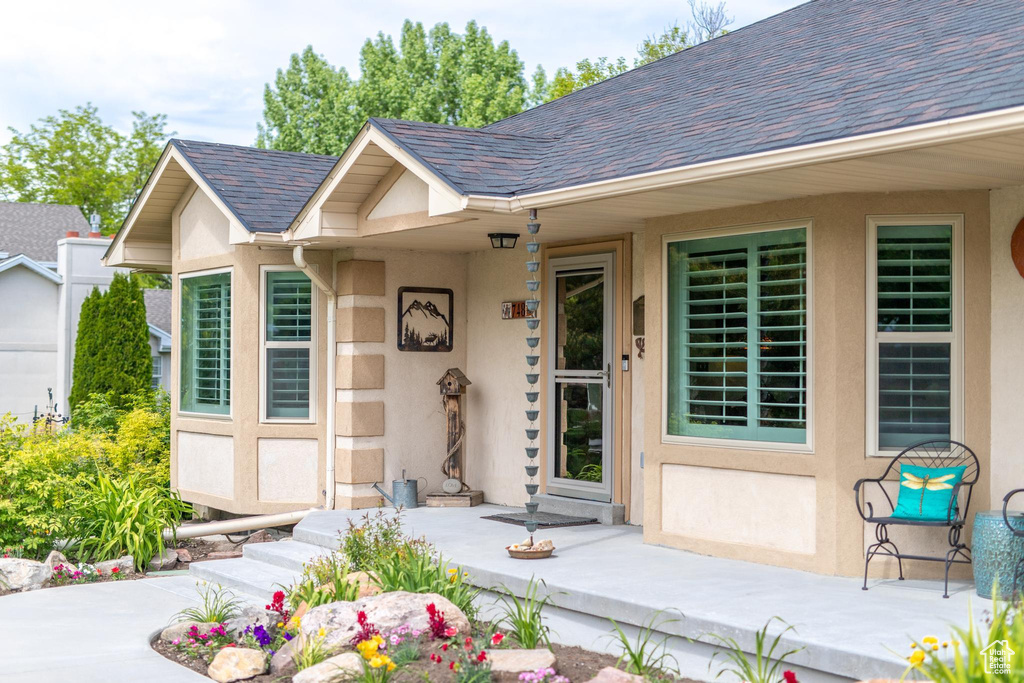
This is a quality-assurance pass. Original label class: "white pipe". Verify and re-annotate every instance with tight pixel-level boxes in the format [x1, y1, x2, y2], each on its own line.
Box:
[293, 245, 337, 510]
[164, 508, 315, 541]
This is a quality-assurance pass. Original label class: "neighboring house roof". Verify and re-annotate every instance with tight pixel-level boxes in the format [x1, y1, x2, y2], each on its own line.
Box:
[143, 288, 172, 336]
[170, 139, 338, 233]
[378, 0, 1024, 196]
[0, 202, 90, 261]
[0, 254, 64, 284]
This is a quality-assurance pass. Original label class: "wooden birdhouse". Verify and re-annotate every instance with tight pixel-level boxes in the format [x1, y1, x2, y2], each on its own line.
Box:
[437, 368, 471, 396]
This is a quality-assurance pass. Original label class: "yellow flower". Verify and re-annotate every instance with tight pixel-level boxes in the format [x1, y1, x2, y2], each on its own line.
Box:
[942, 641, 949, 648]
[447, 568, 457, 574]
[932, 645, 939, 651]
[922, 636, 938, 645]
[910, 643, 917, 649]
[370, 656, 388, 669]
[909, 650, 925, 666]
[277, 622, 284, 628]
[318, 627, 326, 638]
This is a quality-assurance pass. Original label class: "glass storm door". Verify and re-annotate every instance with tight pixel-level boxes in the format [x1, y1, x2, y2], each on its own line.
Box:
[546, 253, 614, 502]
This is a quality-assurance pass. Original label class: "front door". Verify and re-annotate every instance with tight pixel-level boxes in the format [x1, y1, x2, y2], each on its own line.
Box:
[546, 253, 614, 502]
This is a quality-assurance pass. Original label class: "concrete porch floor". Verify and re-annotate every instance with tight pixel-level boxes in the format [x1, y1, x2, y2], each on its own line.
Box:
[298, 504, 988, 682]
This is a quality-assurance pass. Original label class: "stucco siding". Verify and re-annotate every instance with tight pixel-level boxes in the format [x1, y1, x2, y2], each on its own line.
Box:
[0, 266, 59, 419]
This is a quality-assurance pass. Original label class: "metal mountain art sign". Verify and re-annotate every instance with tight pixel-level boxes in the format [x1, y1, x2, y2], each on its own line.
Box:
[398, 286, 453, 352]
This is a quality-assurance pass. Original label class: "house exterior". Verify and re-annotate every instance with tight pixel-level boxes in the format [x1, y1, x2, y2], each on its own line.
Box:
[106, 0, 1024, 579]
[144, 288, 173, 392]
[0, 202, 170, 419]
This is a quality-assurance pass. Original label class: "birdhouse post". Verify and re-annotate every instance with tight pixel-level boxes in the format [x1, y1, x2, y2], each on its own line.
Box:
[437, 368, 471, 488]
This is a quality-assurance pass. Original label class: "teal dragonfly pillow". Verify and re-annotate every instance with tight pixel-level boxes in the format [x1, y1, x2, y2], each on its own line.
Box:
[892, 464, 966, 522]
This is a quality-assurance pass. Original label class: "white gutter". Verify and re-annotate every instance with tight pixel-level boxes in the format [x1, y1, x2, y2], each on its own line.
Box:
[293, 245, 337, 510]
[460, 104, 1024, 213]
[164, 508, 315, 541]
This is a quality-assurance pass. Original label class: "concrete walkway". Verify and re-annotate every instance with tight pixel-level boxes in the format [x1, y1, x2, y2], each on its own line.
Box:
[0, 576, 221, 682]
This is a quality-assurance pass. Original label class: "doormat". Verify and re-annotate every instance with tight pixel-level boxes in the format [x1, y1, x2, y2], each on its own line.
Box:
[481, 511, 599, 528]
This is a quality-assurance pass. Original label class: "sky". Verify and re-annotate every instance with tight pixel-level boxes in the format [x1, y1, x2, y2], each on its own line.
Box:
[0, 0, 803, 147]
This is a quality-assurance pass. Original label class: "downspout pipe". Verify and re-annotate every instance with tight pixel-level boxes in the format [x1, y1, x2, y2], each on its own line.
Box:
[164, 508, 315, 542]
[293, 245, 337, 510]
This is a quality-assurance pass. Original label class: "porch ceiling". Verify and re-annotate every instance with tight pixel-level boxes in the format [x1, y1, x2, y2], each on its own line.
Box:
[297, 129, 1024, 252]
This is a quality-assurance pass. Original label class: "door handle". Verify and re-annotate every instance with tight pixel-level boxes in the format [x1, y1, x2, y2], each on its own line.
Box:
[599, 363, 611, 388]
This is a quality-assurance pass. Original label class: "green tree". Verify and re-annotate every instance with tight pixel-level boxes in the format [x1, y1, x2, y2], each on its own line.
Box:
[68, 287, 102, 410]
[257, 20, 527, 155]
[0, 104, 172, 233]
[68, 273, 152, 410]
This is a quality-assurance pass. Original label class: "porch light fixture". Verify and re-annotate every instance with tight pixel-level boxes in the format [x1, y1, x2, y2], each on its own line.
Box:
[488, 233, 519, 249]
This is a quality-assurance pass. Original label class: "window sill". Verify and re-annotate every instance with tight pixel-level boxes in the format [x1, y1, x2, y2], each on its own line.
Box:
[662, 433, 814, 454]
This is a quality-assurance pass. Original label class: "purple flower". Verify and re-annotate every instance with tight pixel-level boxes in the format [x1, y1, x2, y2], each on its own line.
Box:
[283, 632, 293, 642]
[252, 625, 272, 647]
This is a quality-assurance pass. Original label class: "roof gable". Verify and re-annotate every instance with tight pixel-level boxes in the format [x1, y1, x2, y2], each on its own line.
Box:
[0, 254, 63, 284]
[171, 140, 338, 233]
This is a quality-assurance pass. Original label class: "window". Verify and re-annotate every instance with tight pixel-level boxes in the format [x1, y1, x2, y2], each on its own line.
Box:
[262, 268, 314, 421]
[151, 355, 162, 390]
[180, 270, 231, 415]
[867, 216, 963, 454]
[665, 224, 809, 446]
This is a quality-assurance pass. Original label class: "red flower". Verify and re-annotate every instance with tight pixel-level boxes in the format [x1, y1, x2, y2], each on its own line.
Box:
[430, 653, 442, 663]
[783, 671, 798, 683]
[441, 643, 449, 651]
[477, 651, 487, 662]
[96, 569, 102, 575]
[444, 627, 457, 638]
[491, 633, 504, 646]
[449, 662, 456, 670]
[464, 637, 474, 651]
[111, 567, 119, 574]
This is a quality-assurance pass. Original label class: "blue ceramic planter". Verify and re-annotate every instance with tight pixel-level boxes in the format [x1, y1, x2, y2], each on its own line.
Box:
[973, 510, 1024, 599]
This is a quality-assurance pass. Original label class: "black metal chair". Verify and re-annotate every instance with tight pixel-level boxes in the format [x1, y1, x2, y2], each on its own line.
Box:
[1002, 488, 1024, 596]
[854, 439, 979, 598]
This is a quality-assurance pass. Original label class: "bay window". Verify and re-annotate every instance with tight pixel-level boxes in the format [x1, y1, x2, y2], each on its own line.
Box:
[665, 223, 810, 447]
[261, 267, 315, 421]
[180, 270, 231, 415]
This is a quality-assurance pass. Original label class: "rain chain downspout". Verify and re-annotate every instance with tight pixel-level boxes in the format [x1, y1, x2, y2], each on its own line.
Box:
[524, 210, 542, 535]
[293, 245, 337, 510]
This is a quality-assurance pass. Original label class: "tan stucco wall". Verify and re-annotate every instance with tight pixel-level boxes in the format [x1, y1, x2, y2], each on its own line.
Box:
[989, 185, 1024, 507]
[644, 190, 991, 576]
[170, 189, 330, 514]
[465, 248, 529, 506]
[335, 248, 468, 505]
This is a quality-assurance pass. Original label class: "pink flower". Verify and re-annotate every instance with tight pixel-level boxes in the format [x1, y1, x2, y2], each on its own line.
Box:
[445, 627, 457, 638]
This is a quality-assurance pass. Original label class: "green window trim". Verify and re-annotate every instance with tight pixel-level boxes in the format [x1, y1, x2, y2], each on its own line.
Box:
[873, 223, 955, 451]
[666, 226, 808, 444]
[180, 271, 231, 415]
[264, 270, 313, 420]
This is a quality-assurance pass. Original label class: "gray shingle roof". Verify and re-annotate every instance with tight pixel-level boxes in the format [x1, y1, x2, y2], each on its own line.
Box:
[379, 0, 1024, 195]
[171, 140, 338, 233]
[143, 288, 172, 336]
[0, 202, 90, 261]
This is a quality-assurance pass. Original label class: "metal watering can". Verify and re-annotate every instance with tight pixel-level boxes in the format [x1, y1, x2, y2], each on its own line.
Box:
[373, 470, 422, 509]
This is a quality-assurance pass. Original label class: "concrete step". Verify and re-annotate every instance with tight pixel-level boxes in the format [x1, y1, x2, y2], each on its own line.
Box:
[293, 520, 345, 550]
[189, 557, 303, 601]
[242, 540, 333, 572]
[530, 493, 625, 525]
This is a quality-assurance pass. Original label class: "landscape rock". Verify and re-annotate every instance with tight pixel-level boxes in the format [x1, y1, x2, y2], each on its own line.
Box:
[44, 550, 71, 572]
[586, 667, 645, 683]
[159, 621, 220, 643]
[225, 604, 275, 635]
[291, 652, 363, 683]
[244, 529, 274, 544]
[207, 550, 244, 560]
[0, 558, 51, 592]
[302, 591, 470, 652]
[148, 547, 178, 571]
[488, 648, 558, 674]
[269, 639, 297, 675]
[349, 571, 382, 598]
[175, 548, 193, 563]
[95, 556, 134, 575]
[207, 647, 268, 682]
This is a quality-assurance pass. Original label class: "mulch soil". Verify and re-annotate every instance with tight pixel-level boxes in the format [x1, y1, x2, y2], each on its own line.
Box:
[152, 639, 652, 682]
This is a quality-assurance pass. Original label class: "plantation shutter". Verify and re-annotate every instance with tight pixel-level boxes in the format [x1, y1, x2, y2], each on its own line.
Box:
[667, 227, 807, 444]
[180, 272, 231, 415]
[265, 271, 312, 419]
[875, 225, 953, 449]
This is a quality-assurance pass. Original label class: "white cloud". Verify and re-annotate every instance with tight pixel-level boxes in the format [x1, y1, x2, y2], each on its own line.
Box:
[0, 0, 803, 146]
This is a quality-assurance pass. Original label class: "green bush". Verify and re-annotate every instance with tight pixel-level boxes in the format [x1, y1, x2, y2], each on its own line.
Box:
[0, 391, 173, 560]
[69, 472, 189, 572]
[371, 542, 479, 619]
[342, 508, 408, 571]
